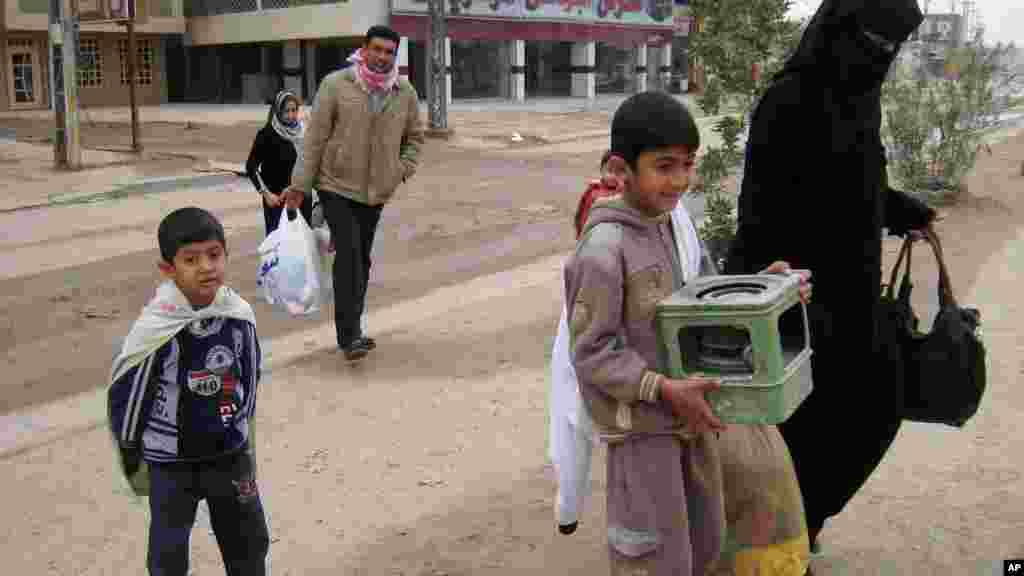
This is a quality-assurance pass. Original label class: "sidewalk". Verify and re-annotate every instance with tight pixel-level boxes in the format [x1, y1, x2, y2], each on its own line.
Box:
[0, 94, 710, 214]
[0, 93, 698, 125]
[0, 137, 221, 213]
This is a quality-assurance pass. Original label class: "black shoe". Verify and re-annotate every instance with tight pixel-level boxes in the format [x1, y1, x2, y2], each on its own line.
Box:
[558, 522, 578, 535]
[342, 340, 370, 362]
[356, 336, 376, 350]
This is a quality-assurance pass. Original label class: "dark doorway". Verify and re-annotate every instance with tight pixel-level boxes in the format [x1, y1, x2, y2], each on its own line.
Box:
[164, 35, 186, 102]
[525, 41, 572, 97]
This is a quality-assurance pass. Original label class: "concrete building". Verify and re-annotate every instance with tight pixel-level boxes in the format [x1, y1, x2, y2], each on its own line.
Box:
[0, 0, 185, 111]
[2, 0, 691, 110]
[180, 0, 685, 105]
[389, 0, 678, 103]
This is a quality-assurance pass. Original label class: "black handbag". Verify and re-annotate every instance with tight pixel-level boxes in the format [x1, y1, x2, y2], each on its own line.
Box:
[883, 230, 987, 427]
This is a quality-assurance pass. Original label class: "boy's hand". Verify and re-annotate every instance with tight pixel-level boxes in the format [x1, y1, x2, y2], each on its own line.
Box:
[659, 375, 726, 435]
[760, 261, 813, 304]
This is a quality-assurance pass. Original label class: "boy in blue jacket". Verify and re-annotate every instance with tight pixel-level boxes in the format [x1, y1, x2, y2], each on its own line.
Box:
[108, 207, 269, 576]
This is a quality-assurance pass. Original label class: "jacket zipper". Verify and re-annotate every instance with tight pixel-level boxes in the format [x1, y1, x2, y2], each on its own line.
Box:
[365, 96, 374, 200]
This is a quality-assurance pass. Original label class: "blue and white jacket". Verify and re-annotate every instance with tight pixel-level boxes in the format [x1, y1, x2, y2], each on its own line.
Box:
[109, 317, 261, 464]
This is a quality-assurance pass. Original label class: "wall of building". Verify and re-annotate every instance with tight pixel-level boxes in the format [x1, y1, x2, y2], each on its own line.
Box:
[1, 0, 182, 110]
[186, 0, 387, 46]
[6, 0, 185, 33]
[71, 32, 164, 108]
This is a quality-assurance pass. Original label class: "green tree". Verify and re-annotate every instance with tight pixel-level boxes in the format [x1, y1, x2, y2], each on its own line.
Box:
[687, 0, 803, 264]
[881, 32, 1018, 204]
[689, 0, 801, 115]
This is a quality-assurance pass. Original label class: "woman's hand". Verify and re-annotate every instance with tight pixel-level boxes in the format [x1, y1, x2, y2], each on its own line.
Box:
[760, 261, 813, 304]
[262, 190, 283, 208]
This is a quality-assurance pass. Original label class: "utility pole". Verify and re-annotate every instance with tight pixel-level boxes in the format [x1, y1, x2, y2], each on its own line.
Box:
[50, 0, 82, 169]
[49, 0, 65, 167]
[425, 0, 452, 138]
[126, 4, 141, 153]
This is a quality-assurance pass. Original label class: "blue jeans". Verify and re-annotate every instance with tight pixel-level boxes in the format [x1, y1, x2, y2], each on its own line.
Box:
[147, 451, 269, 576]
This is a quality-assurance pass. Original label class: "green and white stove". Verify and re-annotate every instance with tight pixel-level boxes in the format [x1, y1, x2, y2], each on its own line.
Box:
[655, 273, 814, 425]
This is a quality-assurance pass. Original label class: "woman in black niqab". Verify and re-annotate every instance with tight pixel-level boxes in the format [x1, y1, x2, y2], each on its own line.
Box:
[725, 0, 938, 551]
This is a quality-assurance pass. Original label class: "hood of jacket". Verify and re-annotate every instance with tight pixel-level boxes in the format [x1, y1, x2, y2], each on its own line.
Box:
[580, 195, 673, 239]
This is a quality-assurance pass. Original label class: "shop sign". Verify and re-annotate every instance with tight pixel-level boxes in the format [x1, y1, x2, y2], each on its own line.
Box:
[391, 0, 674, 28]
[672, 3, 690, 36]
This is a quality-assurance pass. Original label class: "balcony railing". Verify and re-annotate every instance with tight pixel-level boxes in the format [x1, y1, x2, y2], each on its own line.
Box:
[17, 0, 179, 17]
[185, 0, 340, 17]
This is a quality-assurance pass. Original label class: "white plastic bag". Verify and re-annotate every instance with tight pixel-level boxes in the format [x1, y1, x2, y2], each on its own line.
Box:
[310, 189, 326, 229]
[257, 209, 324, 317]
[313, 226, 334, 301]
[308, 189, 335, 300]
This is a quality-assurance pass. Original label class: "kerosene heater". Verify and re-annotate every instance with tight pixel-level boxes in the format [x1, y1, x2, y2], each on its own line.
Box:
[655, 273, 814, 425]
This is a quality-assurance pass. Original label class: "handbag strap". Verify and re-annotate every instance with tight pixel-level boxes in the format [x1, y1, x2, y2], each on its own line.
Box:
[886, 237, 915, 300]
[923, 228, 958, 309]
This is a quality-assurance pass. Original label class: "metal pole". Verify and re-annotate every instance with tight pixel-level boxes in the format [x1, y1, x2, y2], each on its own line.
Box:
[426, 0, 448, 133]
[62, 7, 82, 168]
[127, 2, 141, 152]
[49, 0, 66, 167]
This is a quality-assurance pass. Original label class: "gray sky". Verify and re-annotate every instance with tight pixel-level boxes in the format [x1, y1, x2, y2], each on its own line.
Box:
[788, 0, 1022, 46]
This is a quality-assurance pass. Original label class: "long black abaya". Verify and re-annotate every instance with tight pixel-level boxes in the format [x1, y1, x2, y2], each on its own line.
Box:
[724, 0, 936, 545]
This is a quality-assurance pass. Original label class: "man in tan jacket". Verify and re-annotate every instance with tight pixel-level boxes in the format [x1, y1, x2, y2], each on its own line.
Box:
[285, 25, 424, 361]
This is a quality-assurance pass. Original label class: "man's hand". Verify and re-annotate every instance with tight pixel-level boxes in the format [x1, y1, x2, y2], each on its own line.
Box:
[262, 190, 282, 208]
[760, 261, 813, 304]
[659, 374, 726, 435]
[283, 187, 305, 210]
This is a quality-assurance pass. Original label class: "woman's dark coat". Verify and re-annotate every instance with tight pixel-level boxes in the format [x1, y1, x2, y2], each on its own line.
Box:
[724, 0, 935, 542]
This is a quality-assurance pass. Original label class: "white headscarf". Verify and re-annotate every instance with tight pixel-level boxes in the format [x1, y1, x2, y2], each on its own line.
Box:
[269, 90, 305, 169]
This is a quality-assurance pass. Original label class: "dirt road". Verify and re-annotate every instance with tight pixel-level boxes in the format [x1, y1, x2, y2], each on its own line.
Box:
[0, 137, 599, 414]
[0, 118, 1022, 574]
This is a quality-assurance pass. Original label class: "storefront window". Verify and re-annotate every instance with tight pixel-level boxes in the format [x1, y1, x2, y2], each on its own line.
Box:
[526, 41, 572, 97]
[596, 43, 636, 94]
[451, 40, 507, 99]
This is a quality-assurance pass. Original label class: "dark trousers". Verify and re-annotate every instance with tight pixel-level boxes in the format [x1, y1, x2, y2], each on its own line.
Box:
[318, 191, 384, 348]
[262, 193, 312, 237]
[147, 451, 269, 576]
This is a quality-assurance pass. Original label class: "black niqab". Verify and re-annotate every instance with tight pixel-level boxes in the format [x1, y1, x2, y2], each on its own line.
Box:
[724, 0, 934, 544]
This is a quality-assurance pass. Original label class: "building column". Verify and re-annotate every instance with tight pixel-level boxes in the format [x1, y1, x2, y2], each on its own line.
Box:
[634, 43, 648, 93]
[398, 36, 410, 84]
[444, 37, 452, 106]
[510, 39, 526, 102]
[305, 41, 317, 100]
[183, 46, 192, 100]
[571, 40, 596, 99]
[282, 40, 302, 98]
[659, 43, 672, 92]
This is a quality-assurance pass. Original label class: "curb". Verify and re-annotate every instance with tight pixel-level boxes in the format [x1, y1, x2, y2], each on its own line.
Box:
[0, 172, 243, 215]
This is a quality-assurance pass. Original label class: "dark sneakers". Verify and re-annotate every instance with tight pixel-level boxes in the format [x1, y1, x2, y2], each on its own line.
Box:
[342, 339, 370, 362]
[341, 337, 376, 361]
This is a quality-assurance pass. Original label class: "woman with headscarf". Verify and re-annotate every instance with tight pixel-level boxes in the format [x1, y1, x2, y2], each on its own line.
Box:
[725, 0, 938, 555]
[246, 89, 313, 236]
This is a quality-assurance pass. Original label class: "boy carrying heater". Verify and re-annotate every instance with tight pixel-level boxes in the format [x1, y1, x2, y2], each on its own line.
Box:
[565, 92, 811, 575]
